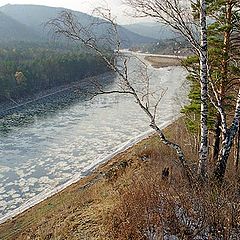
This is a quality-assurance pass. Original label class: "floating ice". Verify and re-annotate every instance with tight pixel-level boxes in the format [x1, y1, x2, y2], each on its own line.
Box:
[0, 53, 188, 223]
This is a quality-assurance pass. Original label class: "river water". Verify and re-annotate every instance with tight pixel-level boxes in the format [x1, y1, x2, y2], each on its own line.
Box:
[0, 54, 188, 219]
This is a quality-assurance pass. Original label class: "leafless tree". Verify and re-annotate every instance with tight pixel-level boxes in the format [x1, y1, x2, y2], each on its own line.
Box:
[49, 1, 240, 183]
[48, 9, 193, 182]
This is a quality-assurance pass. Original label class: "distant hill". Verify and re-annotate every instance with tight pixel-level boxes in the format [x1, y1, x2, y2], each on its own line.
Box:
[0, 4, 91, 37]
[0, 11, 41, 42]
[0, 4, 156, 47]
[123, 22, 177, 41]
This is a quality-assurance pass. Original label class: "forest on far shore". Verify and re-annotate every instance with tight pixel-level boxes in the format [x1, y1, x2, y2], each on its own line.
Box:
[0, 42, 111, 103]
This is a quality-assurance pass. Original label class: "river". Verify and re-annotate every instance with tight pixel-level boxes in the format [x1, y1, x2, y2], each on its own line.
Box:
[0, 54, 188, 221]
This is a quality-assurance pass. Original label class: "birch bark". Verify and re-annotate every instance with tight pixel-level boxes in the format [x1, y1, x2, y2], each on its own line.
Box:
[197, 0, 209, 179]
[214, 90, 240, 181]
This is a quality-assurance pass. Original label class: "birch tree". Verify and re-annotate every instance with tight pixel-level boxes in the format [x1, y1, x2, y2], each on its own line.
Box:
[48, 9, 193, 181]
[126, 0, 240, 182]
[125, 0, 209, 179]
[198, 0, 209, 179]
[181, 0, 240, 181]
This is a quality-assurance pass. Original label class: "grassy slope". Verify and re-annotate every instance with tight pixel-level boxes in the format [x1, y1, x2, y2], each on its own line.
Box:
[0, 119, 191, 239]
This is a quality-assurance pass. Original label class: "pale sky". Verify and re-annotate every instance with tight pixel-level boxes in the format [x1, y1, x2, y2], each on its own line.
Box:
[0, 0, 137, 24]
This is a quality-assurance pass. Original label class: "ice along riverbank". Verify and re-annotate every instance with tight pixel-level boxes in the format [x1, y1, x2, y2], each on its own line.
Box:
[0, 54, 188, 221]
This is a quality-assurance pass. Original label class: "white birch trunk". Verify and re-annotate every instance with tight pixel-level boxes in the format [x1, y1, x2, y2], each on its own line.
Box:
[197, 0, 209, 179]
[214, 89, 240, 181]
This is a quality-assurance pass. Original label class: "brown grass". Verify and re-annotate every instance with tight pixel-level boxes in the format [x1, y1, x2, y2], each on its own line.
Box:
[106, 120, 240, 239]
[108, 161, 240, 239]
[0, 118, 240, 239]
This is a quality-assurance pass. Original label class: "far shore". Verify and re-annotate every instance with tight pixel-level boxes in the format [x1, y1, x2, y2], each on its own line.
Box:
[144, 55, 185, 68]
[0, 72, 114, 117]
[120, 49, 187, 68]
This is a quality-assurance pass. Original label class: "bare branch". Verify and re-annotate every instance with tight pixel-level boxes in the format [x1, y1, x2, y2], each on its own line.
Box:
[48, 7, 193, 182]
[124, 0, 200, 52]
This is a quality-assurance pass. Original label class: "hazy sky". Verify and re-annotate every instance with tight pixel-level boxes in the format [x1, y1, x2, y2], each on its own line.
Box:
[0, 0, 136, 24]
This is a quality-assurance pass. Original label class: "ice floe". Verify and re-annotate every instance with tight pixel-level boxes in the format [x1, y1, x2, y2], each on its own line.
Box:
[0, 58, 188, 223]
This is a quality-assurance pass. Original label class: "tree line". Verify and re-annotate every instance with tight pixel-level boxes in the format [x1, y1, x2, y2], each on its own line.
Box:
[0, 42, 110, 102]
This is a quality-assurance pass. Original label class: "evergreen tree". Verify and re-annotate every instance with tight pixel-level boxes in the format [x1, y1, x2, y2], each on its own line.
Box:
[182, 0, 240, 180]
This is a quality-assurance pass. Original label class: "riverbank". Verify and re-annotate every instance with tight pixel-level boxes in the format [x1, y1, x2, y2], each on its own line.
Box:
[0, 54, 190, 239]
[0, 71, 115, 117]
[0, 118, 188, 239]
[1, 116, 239, 239]
[144, 55, 184, 68]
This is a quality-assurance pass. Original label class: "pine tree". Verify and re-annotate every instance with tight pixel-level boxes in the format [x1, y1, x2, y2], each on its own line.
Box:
[183, 0, 240, 181]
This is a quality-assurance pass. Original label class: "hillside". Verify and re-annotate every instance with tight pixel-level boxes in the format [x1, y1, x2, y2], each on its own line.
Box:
[123, 22, 177, 41]
[0, 11, 40, 42]
[0, 4, 156, 47]
[0, 4, 91, 36]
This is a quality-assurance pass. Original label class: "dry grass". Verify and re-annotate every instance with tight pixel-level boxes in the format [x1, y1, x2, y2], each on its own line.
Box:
[108, 161, 240, 239]
[0, 129, 159, 239]
[0, 118, 240, 239]
[105, 120, 240, 239]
